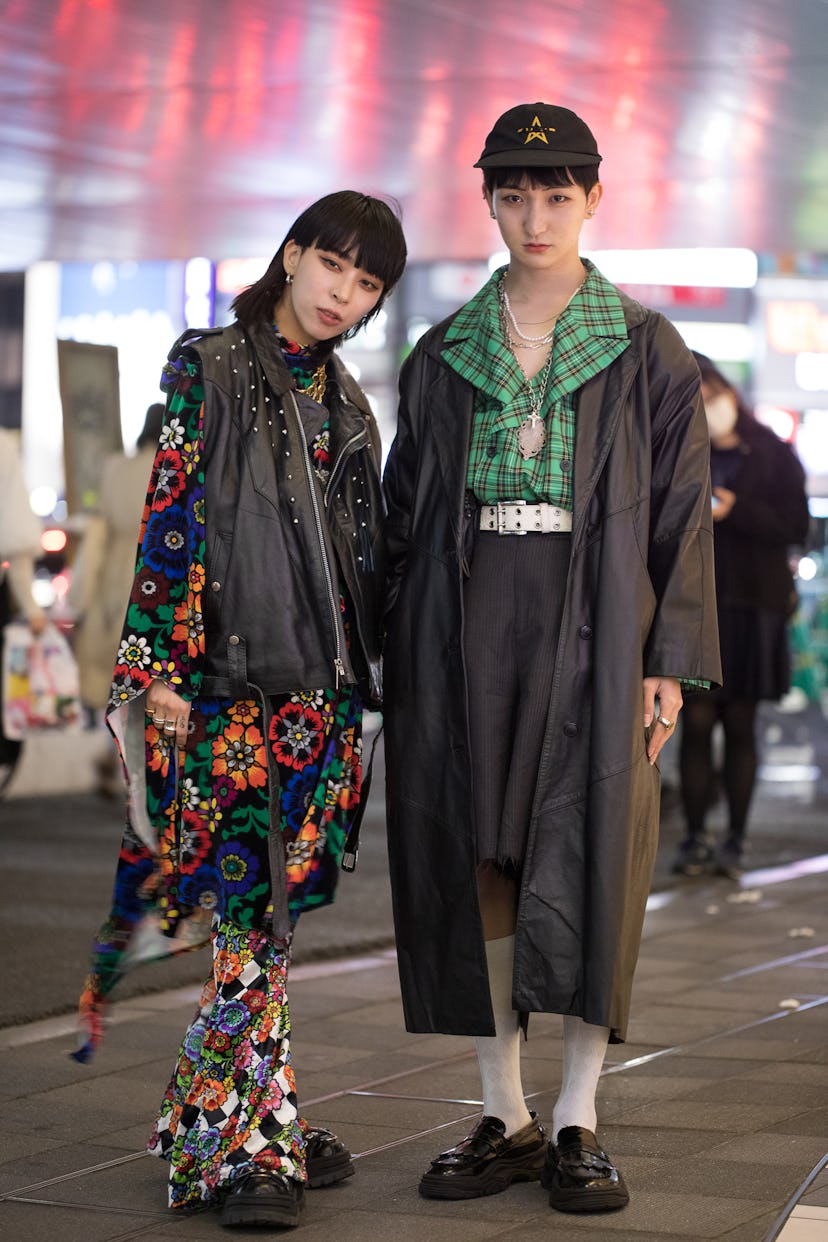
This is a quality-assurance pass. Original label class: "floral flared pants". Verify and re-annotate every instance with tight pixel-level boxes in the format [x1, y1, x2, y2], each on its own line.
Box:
[148, 919, 304, 1210]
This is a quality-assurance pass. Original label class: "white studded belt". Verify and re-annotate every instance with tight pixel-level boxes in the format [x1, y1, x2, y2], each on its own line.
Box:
[479, 501, 573, 535]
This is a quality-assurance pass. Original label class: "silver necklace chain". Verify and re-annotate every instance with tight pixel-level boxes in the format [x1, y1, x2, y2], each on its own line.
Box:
[496, 271, 584, 462]
[526, 346, 555, 420]
[499, 274, 585, 346]
[502, 286, 556, 345]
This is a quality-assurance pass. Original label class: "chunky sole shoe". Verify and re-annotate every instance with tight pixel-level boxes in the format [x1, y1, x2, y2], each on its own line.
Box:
[220, 1170, 305, 1229]
[419, 1113, 547, 1200]
[543, 1126, 629, 1213]
[305, 1125, 355, 1188]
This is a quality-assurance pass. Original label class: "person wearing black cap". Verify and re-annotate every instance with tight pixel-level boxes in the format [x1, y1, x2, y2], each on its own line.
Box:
[382, 102, 721, 1213]
[673, 353, 809, 880]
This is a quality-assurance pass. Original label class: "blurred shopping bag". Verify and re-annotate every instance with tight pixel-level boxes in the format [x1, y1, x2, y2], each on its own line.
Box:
[1, 621, 82, 740]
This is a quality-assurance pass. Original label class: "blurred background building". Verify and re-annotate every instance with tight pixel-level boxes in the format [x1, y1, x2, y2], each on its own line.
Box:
[0, 0, 826, 704]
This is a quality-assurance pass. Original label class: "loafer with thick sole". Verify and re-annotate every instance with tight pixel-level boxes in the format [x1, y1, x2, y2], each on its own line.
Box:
[221, 1169, 305, 1229]
[419, 1112, 546, 1200]
[542, 1125, 629, 1213]
[305, 1125, 355, 1187]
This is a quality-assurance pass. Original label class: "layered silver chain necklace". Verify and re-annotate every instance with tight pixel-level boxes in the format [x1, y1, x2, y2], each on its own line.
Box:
[498, 274, 583, 461]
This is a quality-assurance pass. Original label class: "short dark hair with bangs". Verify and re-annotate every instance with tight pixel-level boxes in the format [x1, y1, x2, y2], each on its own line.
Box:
[482, 164, 600, 195]
[231, 191, 407, 340]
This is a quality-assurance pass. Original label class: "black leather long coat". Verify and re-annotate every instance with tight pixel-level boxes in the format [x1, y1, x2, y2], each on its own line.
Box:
[169, 318, 385, 707]
[382, 291, 722, 1043]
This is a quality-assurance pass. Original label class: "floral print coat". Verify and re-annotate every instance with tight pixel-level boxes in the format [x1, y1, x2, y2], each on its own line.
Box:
[97, 338, 365, 991]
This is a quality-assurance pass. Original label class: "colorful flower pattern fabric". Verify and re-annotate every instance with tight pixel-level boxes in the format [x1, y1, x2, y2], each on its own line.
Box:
[74, 337, 363, 1062]
[149, 919, 303, 1210]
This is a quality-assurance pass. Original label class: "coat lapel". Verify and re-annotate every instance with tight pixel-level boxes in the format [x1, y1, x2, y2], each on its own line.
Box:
[573, 344, 642, 539]
[425, 366, 475, 542]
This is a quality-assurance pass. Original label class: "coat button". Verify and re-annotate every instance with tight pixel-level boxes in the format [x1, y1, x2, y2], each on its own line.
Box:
[563, 721, 579, 737]
[228, 634, 240, 646]
[211, 581, 221, 592]
[578, 624, 593, 639]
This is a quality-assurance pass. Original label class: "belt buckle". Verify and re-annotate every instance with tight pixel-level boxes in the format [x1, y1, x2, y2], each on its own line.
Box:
[499, 500, 526, 535]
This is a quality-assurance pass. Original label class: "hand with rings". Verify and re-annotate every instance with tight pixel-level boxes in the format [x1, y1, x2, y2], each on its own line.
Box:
[145, 678, 191, 748]
[642, 675, 682, 766]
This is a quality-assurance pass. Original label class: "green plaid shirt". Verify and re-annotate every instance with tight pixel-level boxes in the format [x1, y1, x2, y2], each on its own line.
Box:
[442, 260, 708, 691]
[442, 259, 628, 507]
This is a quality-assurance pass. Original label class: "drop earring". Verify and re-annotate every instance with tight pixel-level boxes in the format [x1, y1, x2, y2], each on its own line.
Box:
[285, 273, 294, 285]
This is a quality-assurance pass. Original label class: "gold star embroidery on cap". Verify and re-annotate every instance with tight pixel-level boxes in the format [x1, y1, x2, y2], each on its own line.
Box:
[518, 115, 555, 145]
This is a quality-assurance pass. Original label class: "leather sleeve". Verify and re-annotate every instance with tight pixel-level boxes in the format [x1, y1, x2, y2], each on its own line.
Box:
[641, 314, 722, 687]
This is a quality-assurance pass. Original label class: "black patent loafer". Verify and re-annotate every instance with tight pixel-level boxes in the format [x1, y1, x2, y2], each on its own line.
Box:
[419, 1112, 546, 1200]
[220, 1169, 305, 1229]
[543, 1126, 629, 1213]
[305, 1125, 355, 1187]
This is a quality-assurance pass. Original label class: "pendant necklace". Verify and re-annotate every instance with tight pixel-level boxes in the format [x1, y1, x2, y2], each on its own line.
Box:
[515, 347, 555, 461]
[499, 274, 584, 461]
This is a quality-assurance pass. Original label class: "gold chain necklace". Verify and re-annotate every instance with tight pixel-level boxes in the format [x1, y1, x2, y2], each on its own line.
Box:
[304, 363, 327, 404]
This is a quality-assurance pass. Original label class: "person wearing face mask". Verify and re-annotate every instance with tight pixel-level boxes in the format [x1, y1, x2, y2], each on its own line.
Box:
[672, 352, 810, 879]
[72, 192, 407, 1229]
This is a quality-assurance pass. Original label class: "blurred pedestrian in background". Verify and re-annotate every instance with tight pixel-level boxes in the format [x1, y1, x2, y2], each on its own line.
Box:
[69, 402, 165, 713]
[672, 353, 810, 879]
[382, 102, 720, 1217]
[74, 191, 406, 1229]
[68, 403, 165, 796]
[0, 427, 45, 789]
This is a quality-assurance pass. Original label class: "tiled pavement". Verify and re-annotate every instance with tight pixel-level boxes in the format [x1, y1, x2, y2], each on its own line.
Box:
[1, 858, 827, 1241]
[1, 701, 827, 1240]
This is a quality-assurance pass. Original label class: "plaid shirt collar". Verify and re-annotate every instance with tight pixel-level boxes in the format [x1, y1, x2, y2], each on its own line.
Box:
[441, 258, 629, 405]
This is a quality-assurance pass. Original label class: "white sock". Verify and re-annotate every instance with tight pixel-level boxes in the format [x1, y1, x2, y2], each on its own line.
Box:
[474, 935, 532, 1138]
[552, 1015, 610, 1139]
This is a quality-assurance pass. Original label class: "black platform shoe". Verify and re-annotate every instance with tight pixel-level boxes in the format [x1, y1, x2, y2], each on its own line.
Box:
[419, 1112, 547, 1200]
[220, 1169, 305, 1229]
[543, 1125, 629, 1213]
[305, 1125, 355, 1187]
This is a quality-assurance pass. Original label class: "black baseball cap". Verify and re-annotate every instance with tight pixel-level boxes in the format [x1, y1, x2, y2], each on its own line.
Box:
[474, 102, 602, 169]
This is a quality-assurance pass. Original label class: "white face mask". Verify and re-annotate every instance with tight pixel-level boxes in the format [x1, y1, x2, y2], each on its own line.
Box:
[704, 392, 738, 440]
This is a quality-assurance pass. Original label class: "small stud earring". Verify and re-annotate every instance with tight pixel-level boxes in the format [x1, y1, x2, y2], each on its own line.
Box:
[587, 210, 595, 217]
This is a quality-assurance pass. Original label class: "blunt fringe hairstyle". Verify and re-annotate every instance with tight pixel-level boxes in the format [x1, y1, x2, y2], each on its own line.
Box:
[482, 164, 600, 195]
[231, 191, 407, 339]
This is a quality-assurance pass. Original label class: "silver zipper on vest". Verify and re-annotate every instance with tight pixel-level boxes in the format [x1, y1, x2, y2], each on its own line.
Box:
[324, 428, 368, 505]
[286, 390, 345, 687]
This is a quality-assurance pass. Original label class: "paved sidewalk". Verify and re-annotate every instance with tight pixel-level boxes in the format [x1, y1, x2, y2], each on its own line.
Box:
[1, 851, 828, 1241]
